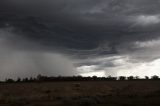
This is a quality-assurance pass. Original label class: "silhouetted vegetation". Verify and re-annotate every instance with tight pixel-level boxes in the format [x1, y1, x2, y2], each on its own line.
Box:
[119, 76, 126, 80]
[151, 75, 159, 80]
[145, 76, 149, 80]
[5, 79, 14, 83]
[2, 75, 160, 83]
[1, 75, 160, 106]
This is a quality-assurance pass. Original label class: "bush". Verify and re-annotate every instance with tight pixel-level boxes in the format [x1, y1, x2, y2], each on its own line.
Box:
[5, 79, 14, 83]
[151, 75, 159, 80]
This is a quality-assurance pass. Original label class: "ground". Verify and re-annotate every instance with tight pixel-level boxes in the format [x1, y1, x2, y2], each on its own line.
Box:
[0, 81, 160, 106]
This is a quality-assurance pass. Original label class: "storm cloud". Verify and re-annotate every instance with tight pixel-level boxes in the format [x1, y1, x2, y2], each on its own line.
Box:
[0, 0, 160, 79]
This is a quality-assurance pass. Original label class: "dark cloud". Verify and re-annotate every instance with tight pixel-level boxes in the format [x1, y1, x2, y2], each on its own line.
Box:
[0, 0, 160, 78]
[1, 1, 160, 51]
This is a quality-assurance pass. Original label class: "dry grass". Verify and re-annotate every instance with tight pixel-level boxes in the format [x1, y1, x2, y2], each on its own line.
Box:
[0, 81, 160, 106]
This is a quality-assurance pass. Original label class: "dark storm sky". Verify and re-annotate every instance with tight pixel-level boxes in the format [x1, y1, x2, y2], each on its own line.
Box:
[0, 0, 160, 79]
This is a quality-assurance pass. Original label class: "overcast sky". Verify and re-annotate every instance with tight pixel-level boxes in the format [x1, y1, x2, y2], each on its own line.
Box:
[0, 0, 160, 79]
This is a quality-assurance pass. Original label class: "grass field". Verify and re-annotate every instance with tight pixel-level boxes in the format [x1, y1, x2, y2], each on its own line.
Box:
[0, 81, 160, 106]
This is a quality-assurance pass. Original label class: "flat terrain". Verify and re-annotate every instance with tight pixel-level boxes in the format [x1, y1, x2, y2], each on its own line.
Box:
[0, 81, 160, 106]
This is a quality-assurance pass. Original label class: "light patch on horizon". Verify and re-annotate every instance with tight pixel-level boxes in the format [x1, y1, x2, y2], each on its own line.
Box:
[77, 65, 97, 73]
[80, 71, 106, 77]
[117, 58, 160, 77]
[76, 56, 129, 77]
[77, 56, 160, 78]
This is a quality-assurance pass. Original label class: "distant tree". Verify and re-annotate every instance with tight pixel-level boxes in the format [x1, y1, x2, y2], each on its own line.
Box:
[135, 76, 140, 80]
[5, 78, 14, 83]
[77, 75, 83, 81]
[107, 75, 117, 80]
[92, 76, 97, 80]
[29, 77, 34, 82]
[16, 77, 21, 82]
[119, 76, 126, 80]
[145, 76, 149, 80]
[107, 75, 112, 79]
[37, 74, 42, 81]
[23, 78, 29, 82]
[151, 75, 159, 80]
[127, 76, 134, 80]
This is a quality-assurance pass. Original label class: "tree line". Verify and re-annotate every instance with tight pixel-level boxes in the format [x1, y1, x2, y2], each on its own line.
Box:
[3, 75, 160, 83]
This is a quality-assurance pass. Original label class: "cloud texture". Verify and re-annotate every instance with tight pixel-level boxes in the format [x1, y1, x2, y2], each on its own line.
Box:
[0, 0, 160, 79]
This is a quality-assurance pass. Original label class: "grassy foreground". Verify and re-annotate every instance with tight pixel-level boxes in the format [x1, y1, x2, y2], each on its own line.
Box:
[0, 81, 160, 106]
